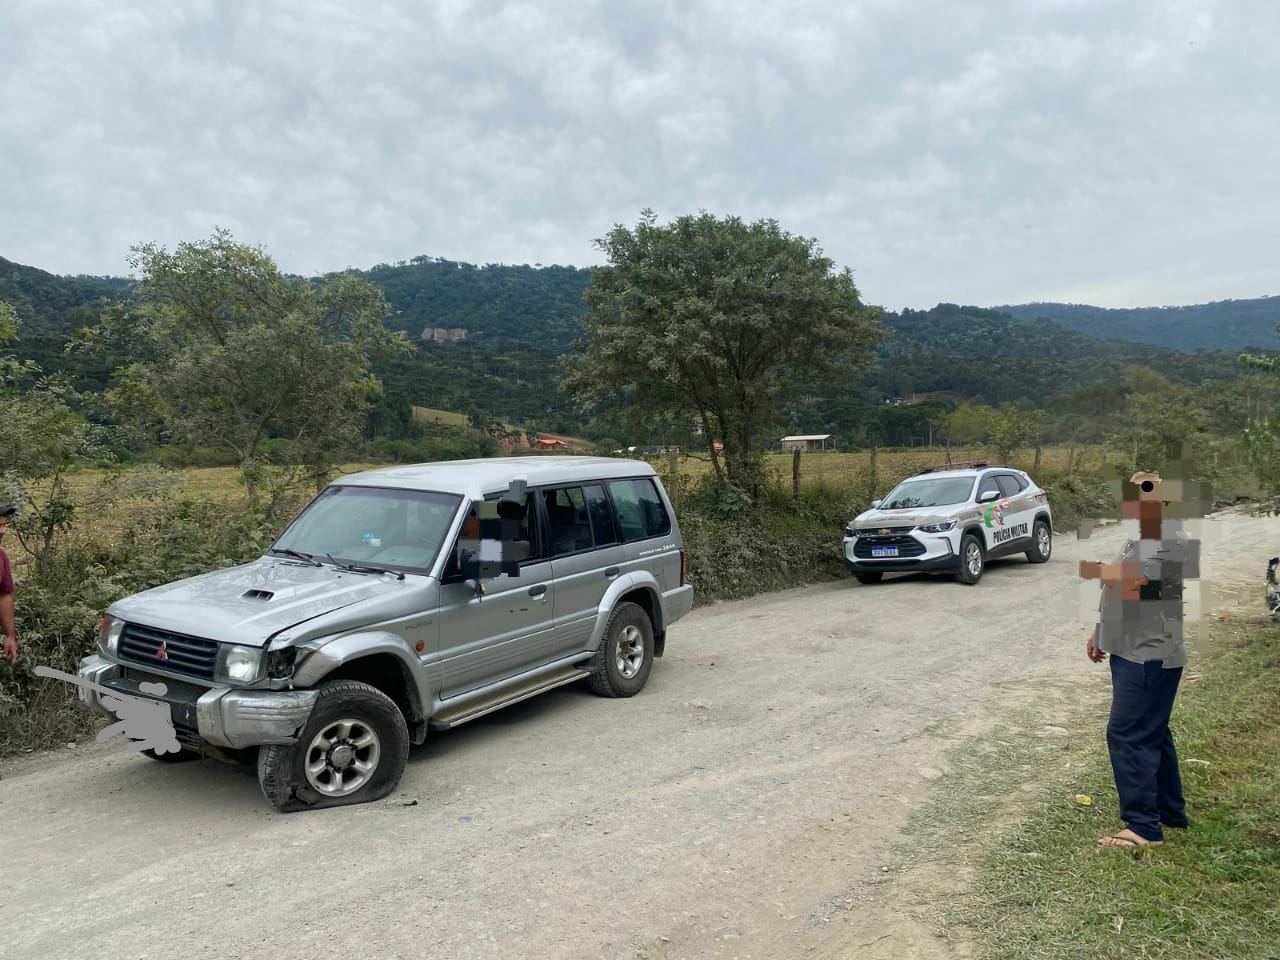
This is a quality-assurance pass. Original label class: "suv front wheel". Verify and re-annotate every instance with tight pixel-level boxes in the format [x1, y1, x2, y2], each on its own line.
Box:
[956, 534, 985, 585]
[258, 679, 409, 812]
[587, 601, 654, 698]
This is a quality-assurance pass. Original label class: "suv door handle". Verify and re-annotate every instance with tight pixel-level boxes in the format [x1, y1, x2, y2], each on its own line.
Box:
[605, 567, 619, 579]
[528, 584, 547, 597]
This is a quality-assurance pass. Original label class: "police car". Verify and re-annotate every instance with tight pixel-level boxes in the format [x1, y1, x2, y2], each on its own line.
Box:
[842, 461, 1053, 585]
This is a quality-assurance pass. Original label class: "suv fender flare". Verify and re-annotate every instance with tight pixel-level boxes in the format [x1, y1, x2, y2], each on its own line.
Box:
[587, 572, 664, 652]
[1033, 509, 1052, 529]
[290, 632, 427, 723]
[960, 523, 988, 553]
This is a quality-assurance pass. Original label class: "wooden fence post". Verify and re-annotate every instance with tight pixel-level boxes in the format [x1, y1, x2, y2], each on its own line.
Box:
[792, 448, 801, 501]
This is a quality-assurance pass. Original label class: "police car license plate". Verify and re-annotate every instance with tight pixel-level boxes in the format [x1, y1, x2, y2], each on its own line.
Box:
[871, 546, 898, 557]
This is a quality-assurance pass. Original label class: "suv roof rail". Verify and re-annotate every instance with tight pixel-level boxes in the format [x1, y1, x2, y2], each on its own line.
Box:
[916, 459, 988, 475]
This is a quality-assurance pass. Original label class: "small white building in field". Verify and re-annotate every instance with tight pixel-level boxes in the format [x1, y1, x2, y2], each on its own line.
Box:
[780, 434, 833, 451]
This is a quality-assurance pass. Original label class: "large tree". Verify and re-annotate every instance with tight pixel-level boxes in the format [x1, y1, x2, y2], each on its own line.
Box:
[562, 210, 884, 489]
[104, 230, 411, 508]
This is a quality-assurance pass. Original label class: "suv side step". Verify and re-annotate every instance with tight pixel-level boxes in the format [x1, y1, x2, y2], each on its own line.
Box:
[429, 664, 593, 729]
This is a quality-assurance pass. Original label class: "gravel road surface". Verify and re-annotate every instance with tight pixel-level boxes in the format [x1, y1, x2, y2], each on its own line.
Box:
[2, 509, 1271, 959]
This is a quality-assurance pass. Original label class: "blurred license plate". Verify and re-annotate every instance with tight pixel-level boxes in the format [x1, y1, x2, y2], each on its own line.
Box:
[871, 547, 898, 557]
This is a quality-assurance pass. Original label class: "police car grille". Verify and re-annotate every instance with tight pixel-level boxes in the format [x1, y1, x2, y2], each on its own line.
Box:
[853, 535, 926, 558]
[119, 624, 218, 680]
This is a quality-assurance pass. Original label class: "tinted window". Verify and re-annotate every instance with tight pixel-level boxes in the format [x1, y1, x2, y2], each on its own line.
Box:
[607, 478, 671, 541]
[583, 483, 619, 547]
[544, 486, 594, 555]
[995, 475, 1022, 498]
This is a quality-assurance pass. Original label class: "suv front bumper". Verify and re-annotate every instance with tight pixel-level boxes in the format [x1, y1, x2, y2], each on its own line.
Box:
[841, 532, 962, 574]
[78, 654, 318, 750]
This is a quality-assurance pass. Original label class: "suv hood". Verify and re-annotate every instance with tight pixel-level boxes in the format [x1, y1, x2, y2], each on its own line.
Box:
[108, 557, 409, 648]
[852, 507, 964, 528]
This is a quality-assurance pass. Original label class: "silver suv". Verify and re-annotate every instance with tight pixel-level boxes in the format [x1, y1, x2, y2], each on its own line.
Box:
[77, 457, 694, 811]
[842, 461, 1053, 585]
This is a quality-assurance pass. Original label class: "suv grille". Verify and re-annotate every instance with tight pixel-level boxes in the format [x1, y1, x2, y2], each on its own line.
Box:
[858, 525, 917, 535]
[853, 534, 926, 559]
[119, 624, 218, 680]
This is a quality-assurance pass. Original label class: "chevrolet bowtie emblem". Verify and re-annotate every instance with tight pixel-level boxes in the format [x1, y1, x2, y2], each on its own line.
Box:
[878, 528, 890, 535]
[156, 640, 169, 661]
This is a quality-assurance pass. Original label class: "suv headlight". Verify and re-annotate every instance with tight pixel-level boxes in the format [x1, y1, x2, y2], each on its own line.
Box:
[216, 644, 264, 684]
[844, 526, 857, 538]
[917, 520, 957, 533]
[97, 615, 125, 656]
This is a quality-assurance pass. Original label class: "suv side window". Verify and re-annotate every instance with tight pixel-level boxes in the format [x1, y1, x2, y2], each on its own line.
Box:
[544, 486, 596, 555]
[976, 474, 1002, 503]
[607, 478, 671, 542]
[442, 492, 540, 582]
[995, 475, 1022, 498]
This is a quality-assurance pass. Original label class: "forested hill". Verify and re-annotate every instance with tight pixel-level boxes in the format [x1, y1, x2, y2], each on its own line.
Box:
[0, 256, 130, 336]
[994, 297, 1280, 353]
[358, 256, 592, 352]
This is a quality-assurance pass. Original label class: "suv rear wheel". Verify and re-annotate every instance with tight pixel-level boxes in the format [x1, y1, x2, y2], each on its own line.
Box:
[956, 534, 985, 585]
[258, 679, 409, 812]
[1026, 520, 1052, 564]
[587, 601, 654, 698]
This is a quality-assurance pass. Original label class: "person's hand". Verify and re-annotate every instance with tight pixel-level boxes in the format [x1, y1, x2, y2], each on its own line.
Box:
[2, 635, 16, 665]
[1086, 630, 1105, 663]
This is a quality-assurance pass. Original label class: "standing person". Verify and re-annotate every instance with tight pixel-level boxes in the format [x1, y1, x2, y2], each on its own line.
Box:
[1079, 471, 1200, 848]
[1, 504, 17, 665]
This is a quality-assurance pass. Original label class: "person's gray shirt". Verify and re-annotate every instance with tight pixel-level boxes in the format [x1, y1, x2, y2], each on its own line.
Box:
[1095, 520, 1200, 669]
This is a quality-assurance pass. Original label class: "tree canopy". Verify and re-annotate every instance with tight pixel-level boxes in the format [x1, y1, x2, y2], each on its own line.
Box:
[562, 210, 884, 487]
[98, 229, 411, 508]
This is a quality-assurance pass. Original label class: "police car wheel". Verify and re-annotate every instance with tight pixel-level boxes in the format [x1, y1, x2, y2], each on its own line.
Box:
[855, 572, 883, 584]
[1026, 521, 1052, 564]
[956, 534, 985, 584]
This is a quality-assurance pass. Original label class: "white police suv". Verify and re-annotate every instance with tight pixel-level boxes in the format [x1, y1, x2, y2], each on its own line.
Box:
[842, 462, 1053, 585]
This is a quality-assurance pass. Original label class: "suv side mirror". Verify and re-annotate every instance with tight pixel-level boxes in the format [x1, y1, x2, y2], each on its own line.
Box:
[870, 499, 882, 509]
[978, 489, 1000, 503]
[503, 477, 527, 503]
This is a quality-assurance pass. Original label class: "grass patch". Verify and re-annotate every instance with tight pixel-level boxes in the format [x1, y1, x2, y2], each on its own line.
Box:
[924, 619, 1280, 960]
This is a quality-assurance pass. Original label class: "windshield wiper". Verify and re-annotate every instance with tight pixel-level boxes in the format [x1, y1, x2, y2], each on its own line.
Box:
[269, 548, 322, 567]
[325, 553, 405, 580]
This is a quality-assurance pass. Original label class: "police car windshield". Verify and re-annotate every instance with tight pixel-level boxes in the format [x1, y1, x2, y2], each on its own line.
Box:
[271, 486, 463, 575]
[880, 477, 975, 510]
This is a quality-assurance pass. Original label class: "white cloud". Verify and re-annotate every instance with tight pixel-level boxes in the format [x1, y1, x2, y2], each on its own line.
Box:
[0, 0, 1276, 311]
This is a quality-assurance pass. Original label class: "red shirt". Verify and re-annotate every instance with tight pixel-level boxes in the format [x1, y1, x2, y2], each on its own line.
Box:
[0, 548, 14, 595]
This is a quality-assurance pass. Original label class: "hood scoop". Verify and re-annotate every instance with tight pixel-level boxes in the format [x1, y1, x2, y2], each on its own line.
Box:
[242, 589, 275, 602]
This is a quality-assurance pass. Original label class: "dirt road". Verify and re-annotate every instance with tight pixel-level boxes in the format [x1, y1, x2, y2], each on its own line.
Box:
[3, 510, 1273, 959]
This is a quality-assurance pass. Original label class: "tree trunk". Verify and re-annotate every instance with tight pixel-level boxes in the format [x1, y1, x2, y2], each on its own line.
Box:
[869, 443, 879, 500]
[1033, 444, 1042, 472]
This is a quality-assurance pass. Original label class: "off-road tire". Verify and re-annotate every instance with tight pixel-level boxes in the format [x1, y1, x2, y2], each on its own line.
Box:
[258, 680, 409, 813]
[141, 747, 201, 763]
[956, 533, 985, 585]
[587, 601, 654, 698]
[854, 572, 884, 585]
[1026, 520, 1052, 564]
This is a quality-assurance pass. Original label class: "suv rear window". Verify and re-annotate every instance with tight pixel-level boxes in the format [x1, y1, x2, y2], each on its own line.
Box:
[607, 478, 671, 542]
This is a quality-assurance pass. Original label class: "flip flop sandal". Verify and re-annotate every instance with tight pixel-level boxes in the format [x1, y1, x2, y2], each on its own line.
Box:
[1097, 831, 1162, 848]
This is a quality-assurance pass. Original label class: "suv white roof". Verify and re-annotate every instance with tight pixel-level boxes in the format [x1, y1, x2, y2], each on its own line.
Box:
[332, 456, 658, 497]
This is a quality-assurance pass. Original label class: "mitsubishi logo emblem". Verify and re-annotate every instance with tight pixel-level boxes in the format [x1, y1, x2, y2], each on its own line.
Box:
[156, 640, 169, 661]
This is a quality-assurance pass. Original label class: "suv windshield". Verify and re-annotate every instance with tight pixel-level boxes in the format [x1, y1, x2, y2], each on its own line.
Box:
[880, 477, 975, 510]
[272, 486, 462, 575]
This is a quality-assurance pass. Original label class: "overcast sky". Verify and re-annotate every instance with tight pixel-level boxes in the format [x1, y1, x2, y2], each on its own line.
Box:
[2, 0, 1277, 311]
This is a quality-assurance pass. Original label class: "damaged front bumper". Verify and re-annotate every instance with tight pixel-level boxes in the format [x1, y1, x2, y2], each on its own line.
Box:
[77, 654, 317, 749]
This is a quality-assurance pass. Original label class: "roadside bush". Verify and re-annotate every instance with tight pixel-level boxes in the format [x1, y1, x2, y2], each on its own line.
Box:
[0, 496, 296, 756]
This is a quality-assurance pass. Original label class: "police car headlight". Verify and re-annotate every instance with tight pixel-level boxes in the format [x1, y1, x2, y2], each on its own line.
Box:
[844, 526, 857, 538]
[216, 645, 264, 684]
[917, 520, 957, 533]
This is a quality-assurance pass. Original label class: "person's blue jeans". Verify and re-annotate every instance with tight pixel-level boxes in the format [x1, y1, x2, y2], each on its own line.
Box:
[1106, 656, 1186, 841]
